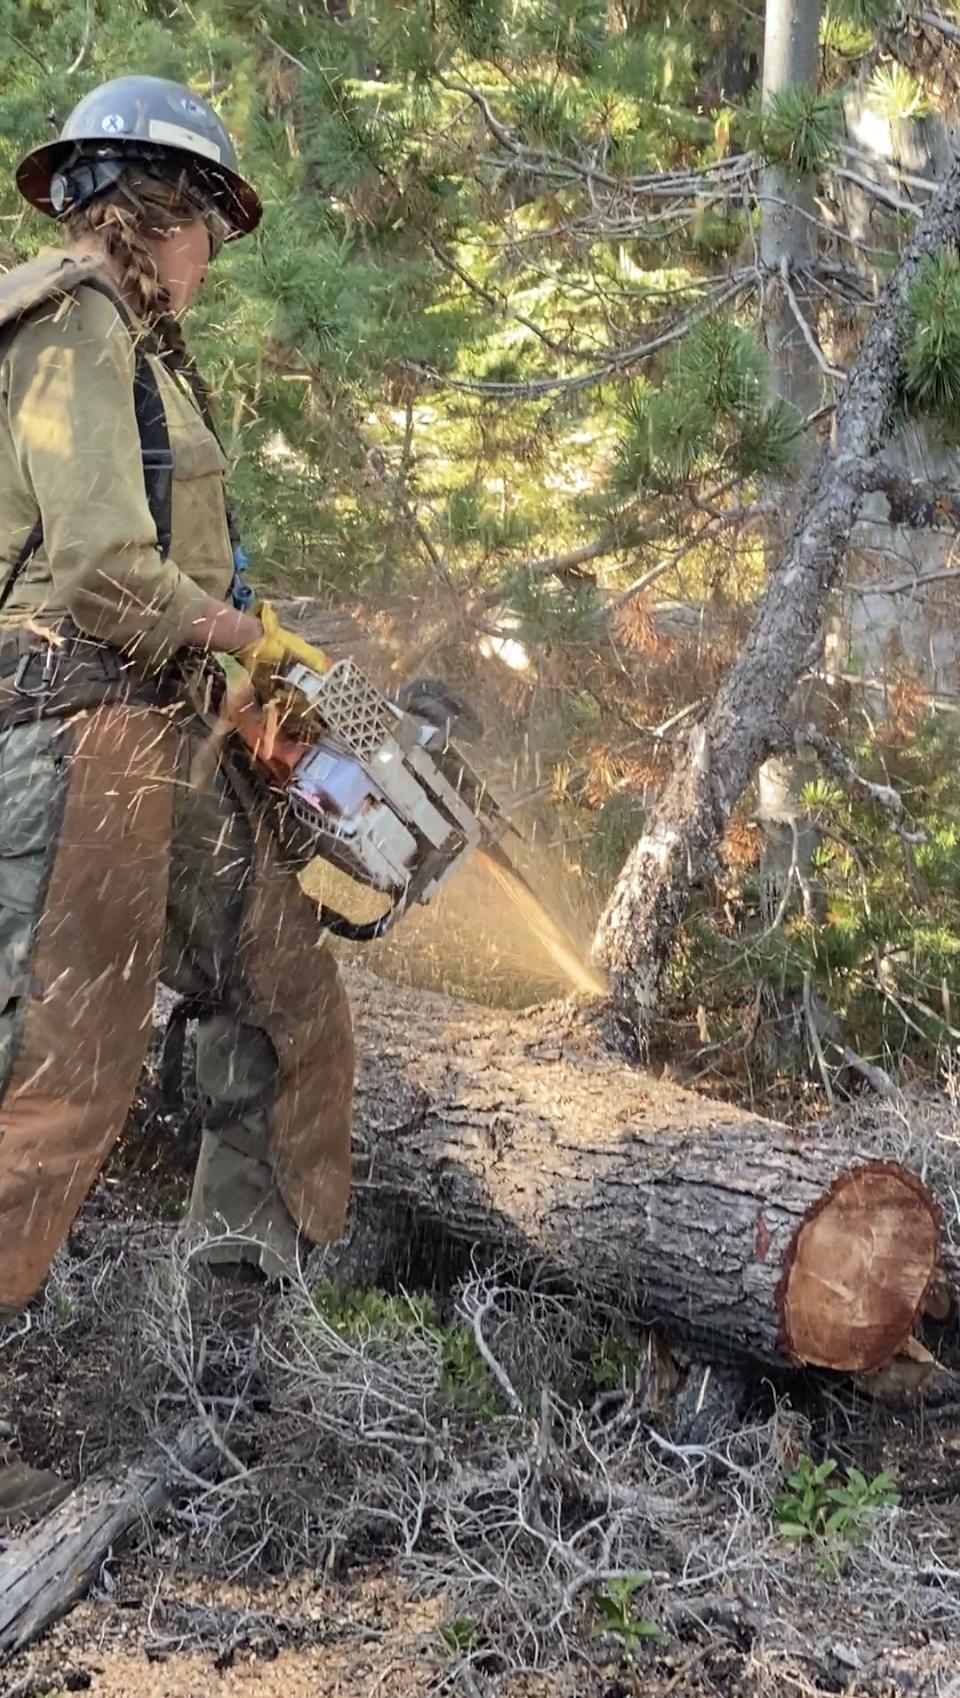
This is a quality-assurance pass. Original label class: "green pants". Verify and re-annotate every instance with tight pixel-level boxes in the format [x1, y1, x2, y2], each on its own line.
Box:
[0, 715, 313, 1284]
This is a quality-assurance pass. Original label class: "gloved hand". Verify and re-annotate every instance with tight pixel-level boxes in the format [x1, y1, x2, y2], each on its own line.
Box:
[395, 677, 484, 746]
[235, 600, 288, 680]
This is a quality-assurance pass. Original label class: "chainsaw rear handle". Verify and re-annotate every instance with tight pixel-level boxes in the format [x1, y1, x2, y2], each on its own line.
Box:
[237, 601, 336, 678]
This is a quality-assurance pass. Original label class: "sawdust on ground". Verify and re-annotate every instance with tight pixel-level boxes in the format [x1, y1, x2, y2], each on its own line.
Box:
[4, 1572, 626, 1698]
[9, 1562, 960, 1698]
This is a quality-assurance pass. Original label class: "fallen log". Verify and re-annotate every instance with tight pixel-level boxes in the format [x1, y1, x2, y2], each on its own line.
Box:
[0, 1422, 216, 1659]
[342, 971, 941, 1373]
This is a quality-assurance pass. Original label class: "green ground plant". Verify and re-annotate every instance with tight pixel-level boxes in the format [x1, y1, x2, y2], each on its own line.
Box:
[308, 1280, 502, 1417]
[774, 1454, 900, 1559]
[591, 1574, 664, 1655]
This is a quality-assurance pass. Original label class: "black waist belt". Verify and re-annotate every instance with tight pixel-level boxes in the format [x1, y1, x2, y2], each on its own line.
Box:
[0, 619, 182, 733]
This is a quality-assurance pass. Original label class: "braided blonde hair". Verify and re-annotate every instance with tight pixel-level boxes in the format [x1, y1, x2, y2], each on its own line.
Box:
[65, 168, 204, 363]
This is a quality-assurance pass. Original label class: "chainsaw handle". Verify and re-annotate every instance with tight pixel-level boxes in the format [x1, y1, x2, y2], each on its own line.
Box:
[238, 600, 337, 679]
[268, 622, 336, 675]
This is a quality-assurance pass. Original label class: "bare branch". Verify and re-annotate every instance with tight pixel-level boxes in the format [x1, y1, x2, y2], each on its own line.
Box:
[830, 165, 923, 218]
[484, 476, 753, 602]
[756, 193, 897, 259]
[919, 9, 960, 45]
[803, 972, 836, 1106]
[779, 257, 847, 382]
[847, 567, 960, 596]
[66, 0, 94, 75]
[859, 457, 960, 527]
[835, 1047, 899, 1100]
[458, 1279, 523, 1414]
[838, 142, 939, 197]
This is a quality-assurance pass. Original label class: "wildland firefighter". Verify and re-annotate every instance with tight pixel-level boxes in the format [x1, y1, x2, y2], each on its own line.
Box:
[0, 78, 358, 1517]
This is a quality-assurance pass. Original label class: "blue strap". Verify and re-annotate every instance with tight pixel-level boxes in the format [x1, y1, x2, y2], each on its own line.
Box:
[229, 539, 254, 610]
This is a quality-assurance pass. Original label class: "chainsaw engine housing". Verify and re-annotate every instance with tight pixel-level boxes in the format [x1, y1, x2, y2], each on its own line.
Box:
[278, 658, 507, 932]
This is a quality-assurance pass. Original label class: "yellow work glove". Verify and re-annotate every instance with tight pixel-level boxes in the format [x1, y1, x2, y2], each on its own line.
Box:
[236, 600, 288, 681]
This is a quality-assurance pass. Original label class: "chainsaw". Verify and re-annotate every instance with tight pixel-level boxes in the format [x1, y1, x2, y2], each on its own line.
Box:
[218, 611, 513, 941]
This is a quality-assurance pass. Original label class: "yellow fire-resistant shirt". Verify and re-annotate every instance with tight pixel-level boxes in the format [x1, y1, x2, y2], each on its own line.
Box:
[0, 271, 233, 670]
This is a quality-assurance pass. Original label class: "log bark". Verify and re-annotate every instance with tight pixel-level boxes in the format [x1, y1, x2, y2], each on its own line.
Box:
[0, 1423, 216, 1660]
[593, 150, 960, 1032]
[344, 972, 941, 1373]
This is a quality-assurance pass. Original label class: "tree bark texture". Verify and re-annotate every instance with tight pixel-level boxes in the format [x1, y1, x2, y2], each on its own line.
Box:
[756, 0, 824, 945]
[594, 151, 960, 1031]
[343, 973, 941, 1375]
[0, 1423, 216, 1660]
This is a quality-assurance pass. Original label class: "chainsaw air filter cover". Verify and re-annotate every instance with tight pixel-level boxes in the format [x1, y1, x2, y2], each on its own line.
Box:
[280, 658, 484, 902]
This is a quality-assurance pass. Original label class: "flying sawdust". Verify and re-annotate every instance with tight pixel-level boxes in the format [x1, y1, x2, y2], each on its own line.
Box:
[476, 844, 606, 1000]
[302, 839, 605, 1005]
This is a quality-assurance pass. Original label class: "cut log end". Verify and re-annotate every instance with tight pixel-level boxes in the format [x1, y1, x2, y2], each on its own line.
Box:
[779, 1162, 941, 1372]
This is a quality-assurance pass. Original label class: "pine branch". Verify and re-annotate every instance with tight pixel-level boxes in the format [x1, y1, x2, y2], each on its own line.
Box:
[425, 236, 569, 356]
[440, 74, 755, 204]
[410, 274, 756, 399]
[4, 28, 49, 72]
[611, 499, 769, 611]
[801, 723, 926, 843]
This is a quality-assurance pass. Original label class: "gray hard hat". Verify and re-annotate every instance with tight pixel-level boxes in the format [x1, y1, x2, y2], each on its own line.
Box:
[16, 75, 261, 237]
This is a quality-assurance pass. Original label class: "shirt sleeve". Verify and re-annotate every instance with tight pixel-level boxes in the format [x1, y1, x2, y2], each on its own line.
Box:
[3, 284, 214, 670]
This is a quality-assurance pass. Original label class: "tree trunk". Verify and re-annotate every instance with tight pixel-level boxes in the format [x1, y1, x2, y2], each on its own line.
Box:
[0, 1423, 216, 1659]
[756, 0, 824, 958]
[593, 153, 960, 1032]
[339, 973, 941, 1373]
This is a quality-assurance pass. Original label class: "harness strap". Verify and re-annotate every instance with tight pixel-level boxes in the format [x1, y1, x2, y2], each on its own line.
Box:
[0, 620, 182, 733]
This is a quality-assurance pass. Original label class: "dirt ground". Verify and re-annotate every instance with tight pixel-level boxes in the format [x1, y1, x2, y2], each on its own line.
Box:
[0, 1566, 746, 1698]
[6, 1579, 960, 1698]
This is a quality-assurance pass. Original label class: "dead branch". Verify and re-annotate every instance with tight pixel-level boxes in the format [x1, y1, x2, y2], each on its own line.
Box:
[918, 8, 960, 45]
[847, 566, 960, 596]
[858, 458, 960, 528]
[778, 257, 847, 382]
[0, 1422, 218, 1658]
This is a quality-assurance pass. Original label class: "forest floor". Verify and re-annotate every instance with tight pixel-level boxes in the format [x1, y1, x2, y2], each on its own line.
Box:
[3, 1043, 960, 1698]
[4, 1317, 960, 1698]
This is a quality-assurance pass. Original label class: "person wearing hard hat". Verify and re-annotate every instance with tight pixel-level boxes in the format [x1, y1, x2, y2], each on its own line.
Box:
[0, 77, 354, 1522]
